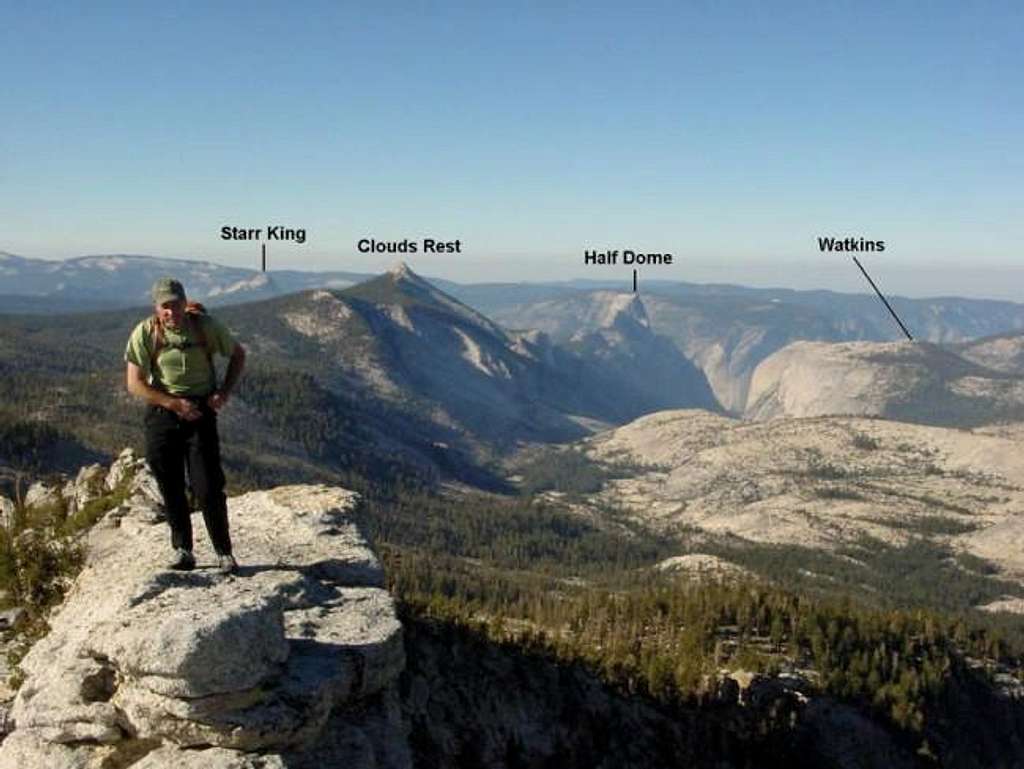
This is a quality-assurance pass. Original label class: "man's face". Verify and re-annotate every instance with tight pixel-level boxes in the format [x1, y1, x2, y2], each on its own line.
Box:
[156, 298, 186, 328]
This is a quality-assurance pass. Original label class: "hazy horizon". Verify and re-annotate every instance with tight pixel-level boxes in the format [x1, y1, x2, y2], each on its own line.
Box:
[3, 248, 1022, 303]
[3, 3, 1020, 301]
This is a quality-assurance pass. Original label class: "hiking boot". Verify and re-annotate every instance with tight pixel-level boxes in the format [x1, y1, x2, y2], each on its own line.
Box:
[167, 548, 196, 571]
[216, 554, 239, 575]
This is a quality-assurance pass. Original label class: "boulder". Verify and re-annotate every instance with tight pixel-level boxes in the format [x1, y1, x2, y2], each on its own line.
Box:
[23, 482, 63, 513]
[105, 447, 143, 491]
[0, 730, 101, 769]
[0, 496, 14, 531]
[128, 466, 164, 509]
[65, 463, 107, 515]
[103, 448, 165, 521]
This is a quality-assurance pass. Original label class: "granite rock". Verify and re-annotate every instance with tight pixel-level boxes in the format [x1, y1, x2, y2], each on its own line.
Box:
[0, 472, 409, 768]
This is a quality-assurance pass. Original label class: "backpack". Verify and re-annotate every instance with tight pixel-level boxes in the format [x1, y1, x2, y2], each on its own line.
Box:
[149, 301, 214, 372]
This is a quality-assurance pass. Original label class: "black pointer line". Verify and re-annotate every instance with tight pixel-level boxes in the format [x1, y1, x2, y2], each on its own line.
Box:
[633, 269, 637, 293]
[852, 256, 913, 341]
[261, 243, 266, 273]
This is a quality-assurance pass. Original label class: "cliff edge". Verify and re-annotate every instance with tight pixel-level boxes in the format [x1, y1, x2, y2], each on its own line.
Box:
[0, 462, 409, 769]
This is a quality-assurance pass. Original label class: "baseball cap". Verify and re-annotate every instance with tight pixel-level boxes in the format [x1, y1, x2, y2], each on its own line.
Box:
[151, 277, 186, 304]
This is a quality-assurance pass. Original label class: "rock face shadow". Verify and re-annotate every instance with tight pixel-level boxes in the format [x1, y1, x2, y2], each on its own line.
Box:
[128, 571, 220, 607]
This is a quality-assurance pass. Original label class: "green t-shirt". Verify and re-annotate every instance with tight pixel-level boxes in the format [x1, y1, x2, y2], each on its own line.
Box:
[124, 314, 237, 396]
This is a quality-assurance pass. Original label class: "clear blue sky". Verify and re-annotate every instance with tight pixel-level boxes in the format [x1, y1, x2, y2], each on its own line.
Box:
[2, 1, 1021, 297]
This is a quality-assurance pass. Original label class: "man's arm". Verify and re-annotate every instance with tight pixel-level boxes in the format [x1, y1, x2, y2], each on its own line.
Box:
[207, 343, 246, 411]
[125, 362, 201, 421]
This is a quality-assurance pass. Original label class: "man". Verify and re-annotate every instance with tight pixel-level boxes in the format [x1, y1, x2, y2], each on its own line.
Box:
[125, 277, 246, 574]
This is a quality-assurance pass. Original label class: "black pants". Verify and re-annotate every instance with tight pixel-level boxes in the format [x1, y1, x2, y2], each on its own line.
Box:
[144, 401, 232, 556]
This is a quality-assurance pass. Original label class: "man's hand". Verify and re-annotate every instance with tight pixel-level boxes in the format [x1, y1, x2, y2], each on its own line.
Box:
[206, 390, 229, 412]
[171, 398, 203, 421]
[127, 363, 202, 420]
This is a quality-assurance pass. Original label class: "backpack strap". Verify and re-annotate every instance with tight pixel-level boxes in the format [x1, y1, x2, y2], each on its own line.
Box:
[187, 311, 215, 370]
[149, 315, 165, 372]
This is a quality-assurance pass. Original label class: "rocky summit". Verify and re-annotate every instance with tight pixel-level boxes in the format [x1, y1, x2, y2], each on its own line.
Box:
[0, 473, 409, 768]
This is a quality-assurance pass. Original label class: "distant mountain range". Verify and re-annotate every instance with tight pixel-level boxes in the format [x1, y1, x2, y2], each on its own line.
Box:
[5, 252, 1024, 420]
[0, 252, 371, 309]
[238, 264, 719, 460]
[472, 285, 1024, 413]
[2, 252, 1024, 489]
[0, 263, 718, 487]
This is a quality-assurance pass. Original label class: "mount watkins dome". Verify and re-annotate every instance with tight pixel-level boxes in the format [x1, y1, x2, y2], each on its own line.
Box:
[744, 339, 1024, 427]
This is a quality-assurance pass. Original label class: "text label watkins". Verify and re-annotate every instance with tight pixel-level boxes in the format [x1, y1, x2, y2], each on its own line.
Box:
[818, 237, 885, 252]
